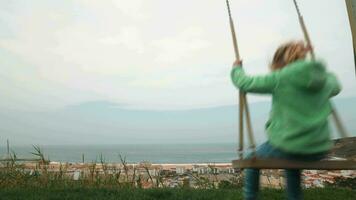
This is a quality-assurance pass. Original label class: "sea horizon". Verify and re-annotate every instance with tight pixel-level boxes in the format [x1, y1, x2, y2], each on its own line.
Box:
[0, 143, 241, 164]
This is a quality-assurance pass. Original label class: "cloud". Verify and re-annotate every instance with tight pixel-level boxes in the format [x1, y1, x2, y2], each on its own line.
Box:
[99, 26, 145, 53]
[111, 0, 146, 20]
[0, 0, 355, 111]
[152, 27, 211, 63]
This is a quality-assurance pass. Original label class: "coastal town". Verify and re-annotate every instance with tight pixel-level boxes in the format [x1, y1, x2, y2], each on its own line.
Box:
[12, 160, 355, 189]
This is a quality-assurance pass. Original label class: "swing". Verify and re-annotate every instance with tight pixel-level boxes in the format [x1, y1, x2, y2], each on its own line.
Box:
[226, 0, 356, 170]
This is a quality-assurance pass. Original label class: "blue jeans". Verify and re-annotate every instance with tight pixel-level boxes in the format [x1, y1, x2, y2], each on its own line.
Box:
[244, 142, 326, 200]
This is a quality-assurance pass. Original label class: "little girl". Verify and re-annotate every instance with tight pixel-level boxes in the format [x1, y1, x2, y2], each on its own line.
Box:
[230, 41, 341, 200]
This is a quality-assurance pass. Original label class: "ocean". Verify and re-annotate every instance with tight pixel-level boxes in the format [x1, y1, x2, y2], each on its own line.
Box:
[0, 143, 239, 164]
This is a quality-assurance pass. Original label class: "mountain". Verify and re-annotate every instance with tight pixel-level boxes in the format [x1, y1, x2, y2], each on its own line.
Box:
[0, 97, 355, 146]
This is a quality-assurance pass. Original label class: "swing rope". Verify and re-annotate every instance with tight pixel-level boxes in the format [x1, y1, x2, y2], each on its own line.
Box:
[292, 0, 349, 138]
[226, 0, 256, 159]
[292, 0, 315, 59]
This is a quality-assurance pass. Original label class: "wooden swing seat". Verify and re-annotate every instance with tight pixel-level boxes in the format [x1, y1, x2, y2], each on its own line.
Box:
[232, 158, 356, 170]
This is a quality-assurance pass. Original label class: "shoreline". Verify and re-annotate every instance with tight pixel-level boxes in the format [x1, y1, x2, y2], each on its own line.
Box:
[50, 162, 233, 165]
[45, 161, 233, 168]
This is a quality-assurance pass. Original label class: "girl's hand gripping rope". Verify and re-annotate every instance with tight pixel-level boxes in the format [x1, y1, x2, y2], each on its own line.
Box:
[233, 59, 243, 68]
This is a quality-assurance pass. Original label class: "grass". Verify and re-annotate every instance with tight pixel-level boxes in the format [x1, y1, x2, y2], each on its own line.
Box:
[0, 187, 355, 200]
[1, 146, 355, 199]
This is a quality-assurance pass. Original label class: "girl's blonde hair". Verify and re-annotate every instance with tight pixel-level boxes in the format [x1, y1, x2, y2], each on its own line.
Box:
[270, 41, 308, 71]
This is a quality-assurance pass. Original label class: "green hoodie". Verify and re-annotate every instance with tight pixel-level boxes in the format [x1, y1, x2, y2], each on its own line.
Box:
[231, 60, 341, 154]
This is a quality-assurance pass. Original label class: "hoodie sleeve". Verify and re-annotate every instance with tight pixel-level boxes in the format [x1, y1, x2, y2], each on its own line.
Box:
[230, 66, 279, 94]
[326, 73, 342, 97]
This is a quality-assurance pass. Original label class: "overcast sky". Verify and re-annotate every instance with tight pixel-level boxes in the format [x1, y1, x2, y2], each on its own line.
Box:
[1, 0, 355, 111]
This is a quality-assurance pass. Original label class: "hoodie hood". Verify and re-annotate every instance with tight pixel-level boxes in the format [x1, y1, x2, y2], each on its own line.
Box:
[288, 60, 327, 91]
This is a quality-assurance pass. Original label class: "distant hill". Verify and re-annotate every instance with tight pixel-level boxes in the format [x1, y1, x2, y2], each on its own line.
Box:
[0, 97, 355, 146]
